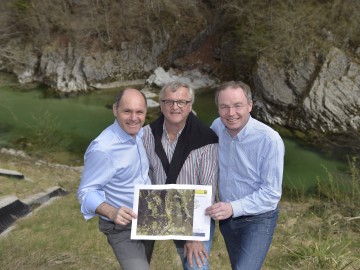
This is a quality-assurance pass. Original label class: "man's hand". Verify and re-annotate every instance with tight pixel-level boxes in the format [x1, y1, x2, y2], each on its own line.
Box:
[205, 202, 233, 220]
[184, 241, 208, 268]
[112, 206, 137, 225]
[96, 203, 137, 225]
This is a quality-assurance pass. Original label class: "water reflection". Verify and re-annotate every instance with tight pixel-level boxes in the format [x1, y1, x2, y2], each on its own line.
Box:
[0, 76, 349, 191]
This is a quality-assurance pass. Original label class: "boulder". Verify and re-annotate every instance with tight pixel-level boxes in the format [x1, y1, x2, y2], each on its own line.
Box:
[146, 67, 217, 90]
[253, 46, 360, 154]
[303, 47, 360, 133]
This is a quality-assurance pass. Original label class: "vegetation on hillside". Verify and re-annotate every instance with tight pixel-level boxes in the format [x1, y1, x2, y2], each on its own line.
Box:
[2, 0, 360, 80]
[216, 0, 360, 79]
[0, 0, 210, 68]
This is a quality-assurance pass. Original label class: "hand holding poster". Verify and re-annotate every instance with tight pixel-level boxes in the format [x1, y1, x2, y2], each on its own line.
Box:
[131, 184, 212, 241]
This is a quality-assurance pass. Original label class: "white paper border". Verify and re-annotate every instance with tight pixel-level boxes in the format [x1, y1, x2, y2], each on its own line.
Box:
[131, 184, 212, 241]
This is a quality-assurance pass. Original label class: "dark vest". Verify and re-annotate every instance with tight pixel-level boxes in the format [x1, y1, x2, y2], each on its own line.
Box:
[150, 112, 218, 184]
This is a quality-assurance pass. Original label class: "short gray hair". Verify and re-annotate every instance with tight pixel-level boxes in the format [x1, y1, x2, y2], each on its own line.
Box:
[159, 81, 195, 104]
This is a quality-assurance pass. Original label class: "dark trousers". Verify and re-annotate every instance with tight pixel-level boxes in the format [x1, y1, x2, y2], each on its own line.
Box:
[99, 218, 154, 270]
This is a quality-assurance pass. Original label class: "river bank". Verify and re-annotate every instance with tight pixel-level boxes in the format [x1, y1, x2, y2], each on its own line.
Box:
[0, 77, 351, 192]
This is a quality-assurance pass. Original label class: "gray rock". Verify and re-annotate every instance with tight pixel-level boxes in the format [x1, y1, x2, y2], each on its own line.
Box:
[303, 47, 360, 132]
[253, 46, 360, 152]
[146, 67, 217, 90]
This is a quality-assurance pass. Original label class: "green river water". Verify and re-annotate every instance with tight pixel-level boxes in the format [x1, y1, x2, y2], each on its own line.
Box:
[0, 73, 349, 191]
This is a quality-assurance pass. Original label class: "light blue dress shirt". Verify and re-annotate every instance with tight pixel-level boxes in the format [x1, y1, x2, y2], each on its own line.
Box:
[77, 120, 151, 220]
[211, 116, 285, 217]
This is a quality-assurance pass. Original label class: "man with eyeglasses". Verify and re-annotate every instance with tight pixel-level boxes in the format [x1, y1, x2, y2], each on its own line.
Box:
[205, 81, 285, 270]
[142, 81, 218, 269]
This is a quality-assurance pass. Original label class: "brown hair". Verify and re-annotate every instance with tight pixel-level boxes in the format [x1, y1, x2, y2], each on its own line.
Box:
[215, 81, 252, 106]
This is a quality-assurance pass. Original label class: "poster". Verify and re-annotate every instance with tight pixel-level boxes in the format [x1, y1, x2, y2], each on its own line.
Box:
[131, 184, 212, 241]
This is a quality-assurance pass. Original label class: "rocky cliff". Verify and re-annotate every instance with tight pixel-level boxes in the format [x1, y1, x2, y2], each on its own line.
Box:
[1, 0, 359, 155]
[254, 47, 360, 155]
[0, 0, 216, 92]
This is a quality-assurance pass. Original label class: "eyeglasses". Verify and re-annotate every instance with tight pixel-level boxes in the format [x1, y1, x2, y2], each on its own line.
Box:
[219, 104, 247, 111]
[161, 100, 191, 108]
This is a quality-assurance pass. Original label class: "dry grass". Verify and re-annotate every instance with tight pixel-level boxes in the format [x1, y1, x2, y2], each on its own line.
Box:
[1, 151, 360, 270]
[0, 152, 81, 199]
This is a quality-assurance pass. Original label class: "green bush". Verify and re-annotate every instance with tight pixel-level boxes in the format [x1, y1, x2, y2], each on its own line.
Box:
[27, 110, 70, 155]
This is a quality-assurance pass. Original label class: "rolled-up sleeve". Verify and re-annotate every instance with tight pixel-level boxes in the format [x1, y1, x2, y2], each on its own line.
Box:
[77, 149, 116, 220]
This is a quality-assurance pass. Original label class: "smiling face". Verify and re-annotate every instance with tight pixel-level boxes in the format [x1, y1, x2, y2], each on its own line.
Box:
[160, 86, 193, 128]
[112, 88, 147, 136]
[217, 87, 253, 137]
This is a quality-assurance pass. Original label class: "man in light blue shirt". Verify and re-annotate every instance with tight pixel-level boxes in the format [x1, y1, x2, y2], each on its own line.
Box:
[206, 81, 285, 270]
[77, 88, 153, 270]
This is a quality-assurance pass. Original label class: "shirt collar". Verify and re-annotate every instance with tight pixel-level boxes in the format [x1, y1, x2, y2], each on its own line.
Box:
[162, 122, 183, 141]
[113, 120, 143, 142]
[221, 115, 253, 140]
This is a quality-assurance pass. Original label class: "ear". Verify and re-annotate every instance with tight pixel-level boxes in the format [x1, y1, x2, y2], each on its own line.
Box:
[160, 104, 164, 114]
[248, 100, 253, 113]
[188, 103, 193, 112]
[112, 104, 117, 117]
